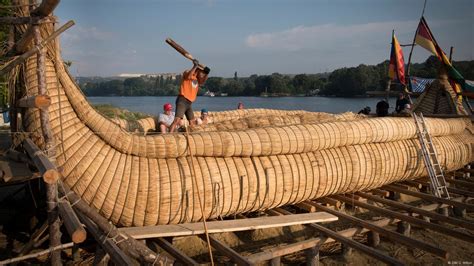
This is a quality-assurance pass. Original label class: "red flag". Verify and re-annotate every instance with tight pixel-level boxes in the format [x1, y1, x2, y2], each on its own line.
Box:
[388, 33, 406, 85]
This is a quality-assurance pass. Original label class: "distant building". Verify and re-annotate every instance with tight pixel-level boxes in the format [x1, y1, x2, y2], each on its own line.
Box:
[118, 73, 179, 80]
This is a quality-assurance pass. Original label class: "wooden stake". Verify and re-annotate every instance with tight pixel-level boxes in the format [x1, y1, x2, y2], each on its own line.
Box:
[0, 20, 75, 76]
[33, 24, 61, 266]
[17, 94, 51, 108]
[57, 200, 87, 243]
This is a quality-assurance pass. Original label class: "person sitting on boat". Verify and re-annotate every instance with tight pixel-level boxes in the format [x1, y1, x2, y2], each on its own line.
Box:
[237, 102, 244, 109]
[196, 108, 213, 126]
[400, 103, 412, 114]
[169, 60, 210, 132]
[158, 103, 177, 133]
[395, 92, 410, 113]
[376, 99, 389, 117]
[357, 106, 371, 115]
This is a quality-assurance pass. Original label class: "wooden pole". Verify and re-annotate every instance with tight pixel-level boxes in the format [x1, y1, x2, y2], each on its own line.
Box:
[57, 200, 87, 243]
[17, 94, 51, 108]
[383, 184, 474, 211]
[0, 20, 75, 76]
[449, 46, 454, 62]
[23, 138, 60, 183]
[333, 195, 474, 243]
[0, 242, 74, 265]
[57, 182, 167, 264]
[306, 201, 448, 258]
[150, 238, 198, 265]
[33, 24, 61, 266]
[356, 191, 474, 230]
[0, 16, 54, 24]
[76, 211, 134, 265]
[406, 0, 428, 77]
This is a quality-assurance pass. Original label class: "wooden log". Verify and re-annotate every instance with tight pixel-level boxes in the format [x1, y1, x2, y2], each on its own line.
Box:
[369, 189, 390, 198]
[356, 192, 474, 230]
[304, 245, 320, 266]
[446, 178, 474, 190]
[332, 195, 474, 243]
[6, 149, 33, 165]
[23, 139, 59, 184]
[367, 231, 380, 248]
[17, 95, 51, 108]
[0, 242, 74, 265]
[248, 197, 465, 262]
[76, 211, 134, 266]
[270, 257, 281, 266]
[0, 158, 35, 183]
[199, 235, 254, 266]
[0, 16, 54, 25]
[406, 180, 474, 198]
[296, 202, 316, 212]
[396, 222, 411, 236]
[0, 20, 75, 76]
[57, 201, 87, 243]
[33, 23, 62, 266]
[306, 220, 402, 265]
[18, 222, 48, 256]
[383, 184, 474, 211]
[11, 0, 60, 54]
[305, 201, 448, 258]
[151, 238, 197, 265]
[57, 183, 165, 264]
[315, 197, 341, 208]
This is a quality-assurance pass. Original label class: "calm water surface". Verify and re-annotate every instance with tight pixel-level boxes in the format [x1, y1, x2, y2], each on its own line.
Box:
[88, 96, 397, 115]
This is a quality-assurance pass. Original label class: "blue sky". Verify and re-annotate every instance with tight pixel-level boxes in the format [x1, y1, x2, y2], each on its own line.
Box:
[56, 0, 473, 77]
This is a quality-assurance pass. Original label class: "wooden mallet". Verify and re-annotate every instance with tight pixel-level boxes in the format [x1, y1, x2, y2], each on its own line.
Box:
[165, 38, 209, 73]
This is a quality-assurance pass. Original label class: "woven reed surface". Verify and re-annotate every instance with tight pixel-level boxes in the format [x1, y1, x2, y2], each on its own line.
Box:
[16, 23, 474, 226]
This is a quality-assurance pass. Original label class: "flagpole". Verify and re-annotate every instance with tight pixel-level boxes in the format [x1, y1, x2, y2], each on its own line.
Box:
[406, 0, 428, 78]
[386, 30, 395, 102]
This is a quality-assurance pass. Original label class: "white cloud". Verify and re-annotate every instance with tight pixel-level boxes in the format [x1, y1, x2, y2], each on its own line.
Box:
[245, 20, 420, 51]
[61, 26, 114, 46]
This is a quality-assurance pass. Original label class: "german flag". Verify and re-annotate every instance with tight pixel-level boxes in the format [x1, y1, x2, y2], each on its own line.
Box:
[388, 33, 406, 85]
[414, 16, 464, 92]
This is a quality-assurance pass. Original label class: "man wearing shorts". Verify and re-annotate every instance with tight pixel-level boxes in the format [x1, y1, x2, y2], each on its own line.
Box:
[169, 59, 210, 132]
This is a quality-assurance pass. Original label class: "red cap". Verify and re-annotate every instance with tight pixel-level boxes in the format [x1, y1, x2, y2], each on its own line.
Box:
[163, 103, 172, 111]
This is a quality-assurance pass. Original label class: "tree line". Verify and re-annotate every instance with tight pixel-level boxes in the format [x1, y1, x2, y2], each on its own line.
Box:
[80, 56, 474, 98]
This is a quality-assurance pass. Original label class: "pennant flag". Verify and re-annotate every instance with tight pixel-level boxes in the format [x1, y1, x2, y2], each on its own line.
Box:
[409, 77, 435, 93]
[388, 33, 406, 85]
[414, 16, 465, 93]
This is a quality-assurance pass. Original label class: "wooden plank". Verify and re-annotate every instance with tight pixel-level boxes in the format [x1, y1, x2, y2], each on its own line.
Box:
[152, 238, 198, 266]
[248, 197, 466, 262]
[121, 212, 337, 239]
[306, 201, 448, 258]
[0, 158, 35, 183]
[383, 184, 474, 211]
[200, 235, 254, 266]
[332, 195, 474, 243]
[356, 192, 474, 230]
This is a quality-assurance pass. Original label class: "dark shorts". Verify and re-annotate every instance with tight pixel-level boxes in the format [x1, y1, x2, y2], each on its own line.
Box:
[175, 95, 194, 120]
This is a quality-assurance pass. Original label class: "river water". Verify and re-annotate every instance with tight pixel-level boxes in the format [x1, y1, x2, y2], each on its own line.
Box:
[88, 96, 397, 115]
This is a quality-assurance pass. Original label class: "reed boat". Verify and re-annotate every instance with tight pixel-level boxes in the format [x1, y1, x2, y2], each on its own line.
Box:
[6, 4, 473, 228]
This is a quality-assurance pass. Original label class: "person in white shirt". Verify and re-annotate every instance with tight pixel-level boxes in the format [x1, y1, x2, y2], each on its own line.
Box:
[196, 108, 213, 126]
[158, 103, 176, 133]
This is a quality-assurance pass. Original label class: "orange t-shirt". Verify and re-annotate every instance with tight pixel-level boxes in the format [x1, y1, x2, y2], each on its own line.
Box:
[179, 71, 199, 102]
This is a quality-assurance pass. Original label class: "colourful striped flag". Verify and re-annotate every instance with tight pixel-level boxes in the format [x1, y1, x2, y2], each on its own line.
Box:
[388, 33, 406, 85]
[414, 16, 464, 93]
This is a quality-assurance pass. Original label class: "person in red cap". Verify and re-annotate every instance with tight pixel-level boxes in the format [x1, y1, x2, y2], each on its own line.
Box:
[158, 102, 177, 133]
[169, 59, 210, 132]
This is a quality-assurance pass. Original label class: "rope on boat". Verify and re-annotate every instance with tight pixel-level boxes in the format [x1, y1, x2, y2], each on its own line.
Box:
[185, 124, 215, 265]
